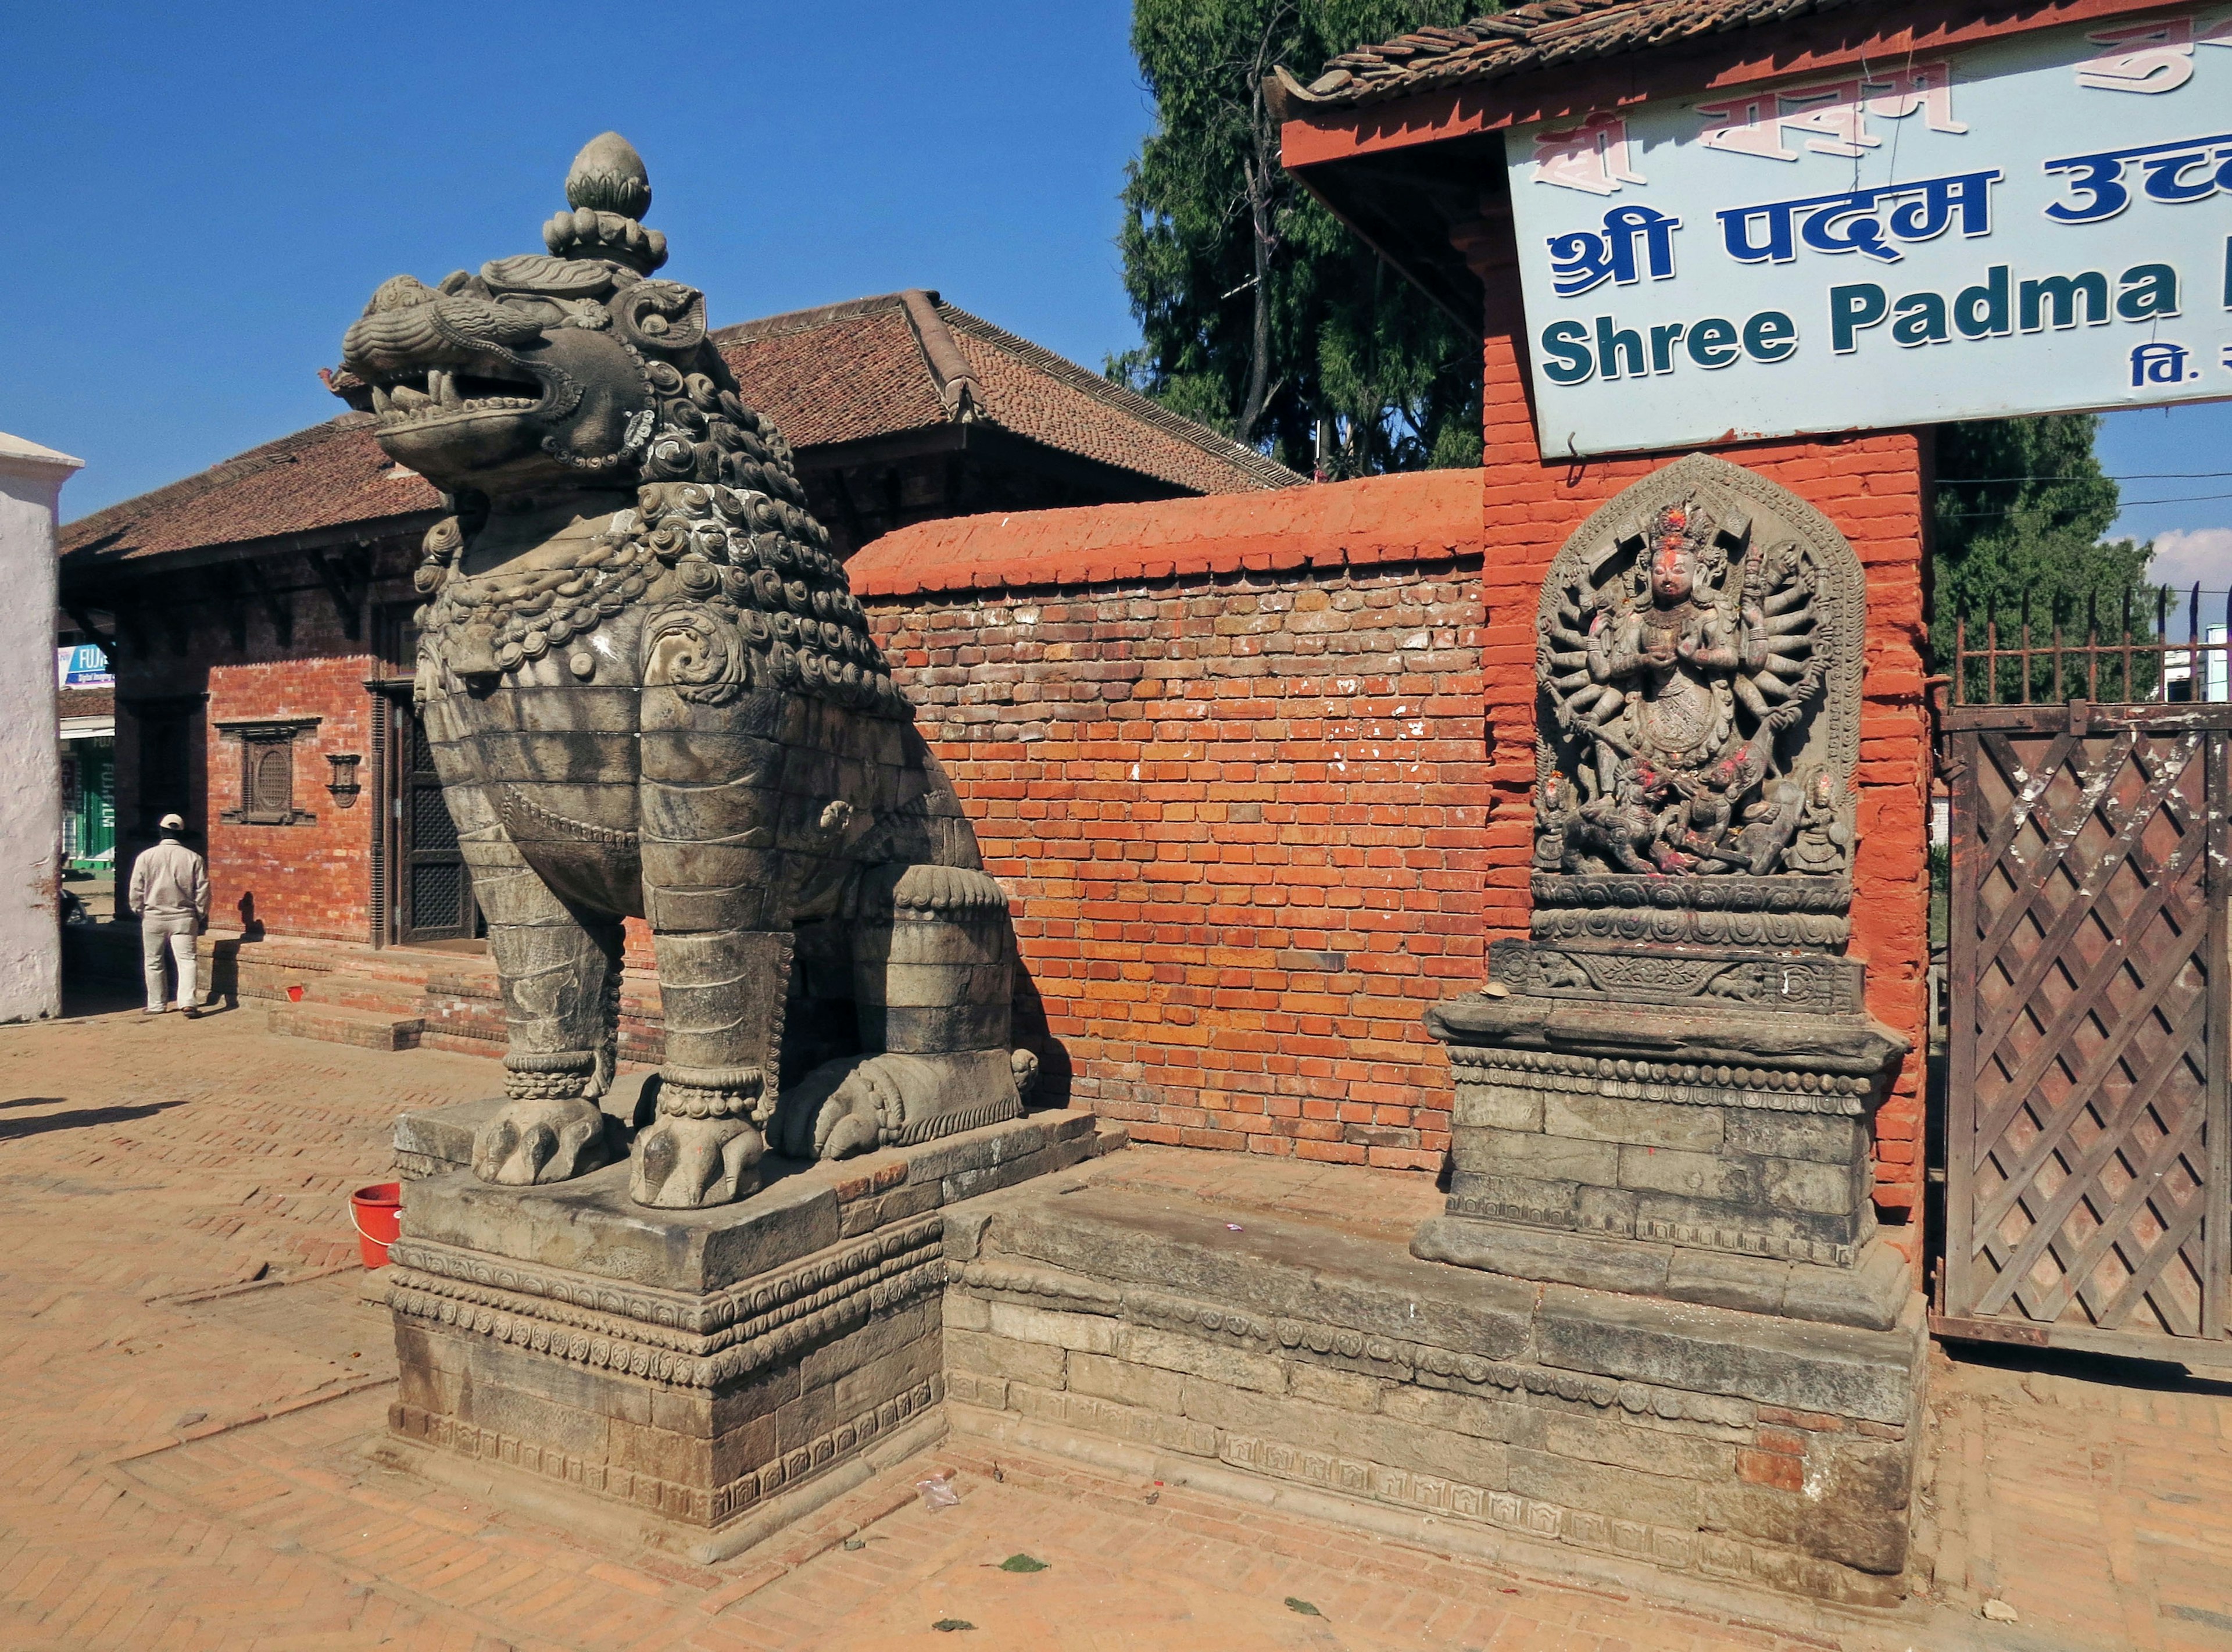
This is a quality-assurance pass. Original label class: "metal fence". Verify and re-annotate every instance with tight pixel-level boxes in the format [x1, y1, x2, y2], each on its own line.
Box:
[1951, 587, 2232, 707]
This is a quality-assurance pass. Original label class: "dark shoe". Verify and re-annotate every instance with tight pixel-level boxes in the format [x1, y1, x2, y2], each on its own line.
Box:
[182, 1006, 202, 1020]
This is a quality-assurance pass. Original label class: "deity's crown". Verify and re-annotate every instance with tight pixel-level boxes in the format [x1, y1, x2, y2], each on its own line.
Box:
[544, 132, 668, 275]
[1645, 494, 1725, 584]
[1651, 494, 1718, 550]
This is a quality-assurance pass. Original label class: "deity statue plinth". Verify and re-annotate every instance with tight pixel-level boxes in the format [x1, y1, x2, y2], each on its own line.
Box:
[1419, 453, 1910, 1332]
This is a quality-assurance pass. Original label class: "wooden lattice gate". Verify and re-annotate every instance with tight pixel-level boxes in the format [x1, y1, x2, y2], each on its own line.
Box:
[1938, 702, 2232, 1365]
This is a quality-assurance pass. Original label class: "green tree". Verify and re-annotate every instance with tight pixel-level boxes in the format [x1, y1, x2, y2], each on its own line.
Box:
[1112, 0, 1484, 476]
[1931, 414, 2156, 700]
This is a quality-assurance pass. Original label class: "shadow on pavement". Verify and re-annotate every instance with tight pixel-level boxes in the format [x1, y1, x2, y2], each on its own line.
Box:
[1945, 1335, 2232, 1399]
[0, 1099, 188, 1143]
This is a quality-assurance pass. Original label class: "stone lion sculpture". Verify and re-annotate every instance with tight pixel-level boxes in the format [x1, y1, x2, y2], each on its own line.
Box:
[331, 134, 1032, 1208]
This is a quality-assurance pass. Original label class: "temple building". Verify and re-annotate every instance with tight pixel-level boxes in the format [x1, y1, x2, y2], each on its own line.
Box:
[58, 290, 1294, 973]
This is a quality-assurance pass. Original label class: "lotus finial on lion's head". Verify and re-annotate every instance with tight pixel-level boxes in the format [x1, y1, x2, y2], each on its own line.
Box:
[331, 133, 722, 498]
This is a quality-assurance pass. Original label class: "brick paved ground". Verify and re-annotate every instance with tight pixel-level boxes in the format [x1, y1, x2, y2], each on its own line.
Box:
[0, 991, 2225, 1650]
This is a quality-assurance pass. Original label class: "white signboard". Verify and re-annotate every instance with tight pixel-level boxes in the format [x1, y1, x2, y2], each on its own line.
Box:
[56, 642, 111, 689]
[1506, 9, 2232, 456]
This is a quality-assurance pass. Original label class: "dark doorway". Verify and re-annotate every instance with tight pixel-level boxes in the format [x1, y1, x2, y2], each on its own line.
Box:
[394, 707, 479, 945]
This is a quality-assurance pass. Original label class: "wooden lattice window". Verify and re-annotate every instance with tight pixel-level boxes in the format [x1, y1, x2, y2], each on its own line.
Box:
[217, 717, 320, 826]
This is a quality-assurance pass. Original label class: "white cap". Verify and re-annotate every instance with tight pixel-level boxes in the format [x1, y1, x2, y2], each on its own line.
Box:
[159, 813, 185, 831]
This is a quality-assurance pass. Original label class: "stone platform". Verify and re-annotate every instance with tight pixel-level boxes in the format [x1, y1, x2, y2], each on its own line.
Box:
[376, 1100, 1119, 1560]
[943, 1147, 1926, 1608]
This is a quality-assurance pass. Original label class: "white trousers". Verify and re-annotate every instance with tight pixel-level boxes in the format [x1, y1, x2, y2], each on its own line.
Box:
[141, 915, 198, 1012]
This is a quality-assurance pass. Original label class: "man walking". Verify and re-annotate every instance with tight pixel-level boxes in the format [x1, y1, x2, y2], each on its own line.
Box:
[128, 813, 209, 1018]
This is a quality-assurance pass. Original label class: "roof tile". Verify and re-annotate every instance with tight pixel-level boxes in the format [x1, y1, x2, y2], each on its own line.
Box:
[1290, 0, 1870, 109]
[60, 420, 442, 566]
[66, 292, 1298, 568]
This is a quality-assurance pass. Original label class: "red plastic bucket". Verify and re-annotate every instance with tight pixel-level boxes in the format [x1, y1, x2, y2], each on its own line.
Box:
[349, 1181, 402, 1268]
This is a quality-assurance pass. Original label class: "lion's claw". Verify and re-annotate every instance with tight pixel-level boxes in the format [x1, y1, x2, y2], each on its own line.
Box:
[629, 1115, 764, 1208]
[471, 1097, 610, 1186]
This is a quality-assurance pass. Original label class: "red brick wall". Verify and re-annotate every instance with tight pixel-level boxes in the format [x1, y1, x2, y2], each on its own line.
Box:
[855, 473, 1489, 1170]
[855, 331, 1931, 1218]
[205, 646, 381, 943]
[113, 575, 405, 946]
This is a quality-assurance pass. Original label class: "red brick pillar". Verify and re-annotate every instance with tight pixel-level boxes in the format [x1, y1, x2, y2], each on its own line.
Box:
[1467, 258, 1931, 1233]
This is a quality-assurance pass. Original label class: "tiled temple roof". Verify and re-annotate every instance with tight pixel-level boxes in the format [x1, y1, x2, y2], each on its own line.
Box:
[62, 291, 1294, 569]
[1282, 0, 1869, 108]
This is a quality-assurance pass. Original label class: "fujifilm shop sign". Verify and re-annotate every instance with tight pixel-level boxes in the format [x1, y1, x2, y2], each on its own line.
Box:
[1506, 9, 2232, 457]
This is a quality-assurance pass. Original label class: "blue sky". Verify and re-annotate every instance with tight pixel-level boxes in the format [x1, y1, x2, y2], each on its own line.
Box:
[2, 1, 1152, 520]
[5, 1, 2226, 588]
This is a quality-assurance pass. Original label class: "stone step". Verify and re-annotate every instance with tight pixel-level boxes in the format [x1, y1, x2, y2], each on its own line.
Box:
[268, 1002, 425, 1051]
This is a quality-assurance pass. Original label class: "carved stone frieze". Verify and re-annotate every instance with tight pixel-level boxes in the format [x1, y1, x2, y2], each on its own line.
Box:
[1532, 452, 1863, 950]
[1446, 1043, 1871, 1116]
[1531, 906, 1849, 947]
[945, 1269, 1755, 1426]
[1436, 1185, 1858, 1267]
[390, 1213, 944, 1335]
[1490, 937, 1864, 1016]
[956, 1258, 1123, 1313]
[388, 1215, 946, 1388]
[392, 1258, 943, 1388]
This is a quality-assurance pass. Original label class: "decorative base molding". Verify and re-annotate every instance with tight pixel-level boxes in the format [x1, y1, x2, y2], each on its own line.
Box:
[945, 1177, 1923, 1608]
[1413, 1214, 1911, 1330]
[1448, 1043, 1869, 1117]
[389, 1376, 940, 1527]
[1425, 982, 1907, 1323]
[385, 1107, 1108, 1537]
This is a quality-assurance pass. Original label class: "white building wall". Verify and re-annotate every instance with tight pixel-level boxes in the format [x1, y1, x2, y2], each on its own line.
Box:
[0, 434, 84, 1022]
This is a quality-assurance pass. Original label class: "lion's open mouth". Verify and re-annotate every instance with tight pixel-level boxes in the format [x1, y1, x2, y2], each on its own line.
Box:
[369, 365, 541, 425]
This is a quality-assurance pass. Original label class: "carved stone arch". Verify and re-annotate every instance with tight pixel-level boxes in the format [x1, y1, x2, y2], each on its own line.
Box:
[1530, 452, 1865, 951]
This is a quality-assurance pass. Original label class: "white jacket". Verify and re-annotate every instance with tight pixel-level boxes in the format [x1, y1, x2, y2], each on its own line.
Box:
[128, 839, 209, 921]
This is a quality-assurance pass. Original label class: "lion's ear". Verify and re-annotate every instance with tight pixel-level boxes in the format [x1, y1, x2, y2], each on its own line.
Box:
[611, 280, 707, 355]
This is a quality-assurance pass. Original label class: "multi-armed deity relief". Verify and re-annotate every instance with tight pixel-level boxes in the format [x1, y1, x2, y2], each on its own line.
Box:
[1529, 452, 1862, 953]
[1422, 453, 1907, 1330]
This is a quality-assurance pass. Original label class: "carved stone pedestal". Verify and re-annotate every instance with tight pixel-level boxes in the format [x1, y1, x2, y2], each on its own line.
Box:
[1417, 942, 1923, 1600]
[1411, 452, 1930, 1600]
[374, 1102, 1109, 1561]
[1419, 941, 1911, 1333]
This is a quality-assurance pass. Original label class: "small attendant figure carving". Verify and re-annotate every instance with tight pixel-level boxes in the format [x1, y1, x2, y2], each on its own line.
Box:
[1535, 771, 1578, 870]
[1787, 768, 1856, 875]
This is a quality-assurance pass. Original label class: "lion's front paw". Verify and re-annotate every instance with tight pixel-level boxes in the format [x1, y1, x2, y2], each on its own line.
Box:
[471, 1096, 612, 1186]
[770, 1055, 895, 1161]
[772, 1050, 1022, 1161]
[629, 1115, 765, 1208]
